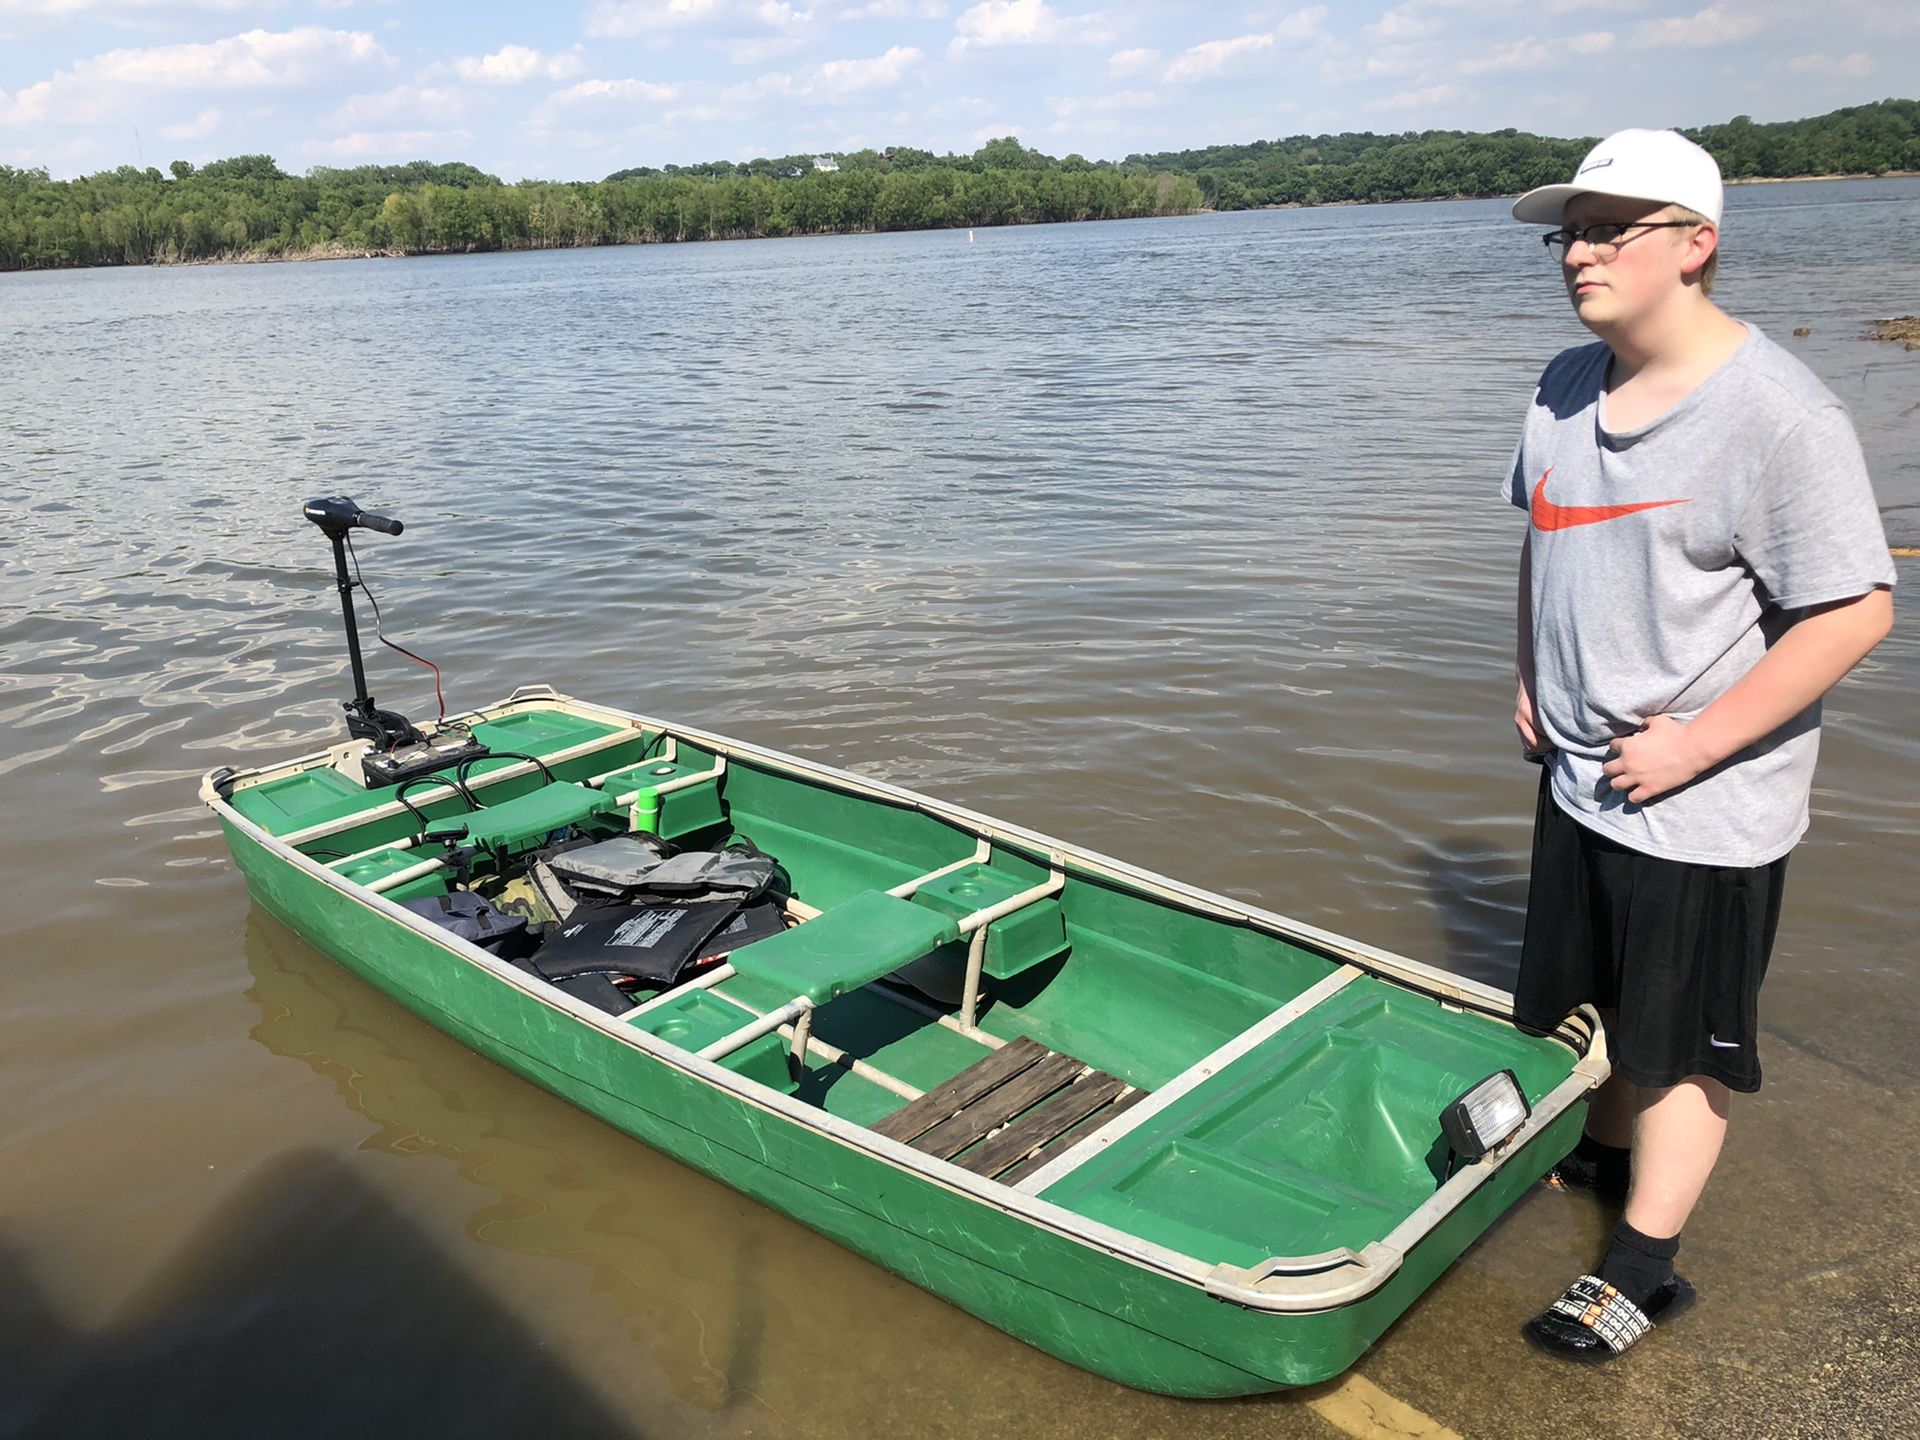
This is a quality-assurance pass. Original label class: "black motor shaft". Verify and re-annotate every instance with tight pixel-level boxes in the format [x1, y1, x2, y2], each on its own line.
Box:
[303, 496, 423, 753]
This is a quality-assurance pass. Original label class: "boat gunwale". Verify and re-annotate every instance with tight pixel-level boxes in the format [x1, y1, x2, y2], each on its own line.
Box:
[200, 683, 1606, 1317]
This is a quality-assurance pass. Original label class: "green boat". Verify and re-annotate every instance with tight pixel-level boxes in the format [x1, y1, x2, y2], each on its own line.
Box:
[200, 501, 1605, 1397]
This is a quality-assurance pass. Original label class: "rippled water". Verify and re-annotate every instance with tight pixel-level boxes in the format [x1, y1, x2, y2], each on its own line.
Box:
[4, 181, 1917, 1437]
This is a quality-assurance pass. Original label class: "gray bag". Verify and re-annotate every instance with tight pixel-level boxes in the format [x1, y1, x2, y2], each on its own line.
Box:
[545, 835, 674, 902]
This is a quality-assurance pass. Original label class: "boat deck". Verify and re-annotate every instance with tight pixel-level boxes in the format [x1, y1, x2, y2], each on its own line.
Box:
[871, 1034, 1146, 1185]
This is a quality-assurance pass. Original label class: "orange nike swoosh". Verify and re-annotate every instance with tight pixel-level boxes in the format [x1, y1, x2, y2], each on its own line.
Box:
[1530, 468, 1689, 531]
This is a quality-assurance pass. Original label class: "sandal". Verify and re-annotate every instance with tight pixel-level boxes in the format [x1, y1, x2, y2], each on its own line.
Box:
[1523, 1273, 1696, 1361]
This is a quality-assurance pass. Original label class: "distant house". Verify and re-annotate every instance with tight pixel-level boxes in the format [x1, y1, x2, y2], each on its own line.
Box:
[777, 165, 803, 179]
[811, 156, 840, 173]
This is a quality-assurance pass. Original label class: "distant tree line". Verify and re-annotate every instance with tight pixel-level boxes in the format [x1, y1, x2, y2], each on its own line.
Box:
[1128, 98, 1920, 210]
[0, 138, 1199, 271]
[3, 101, 1913, 272]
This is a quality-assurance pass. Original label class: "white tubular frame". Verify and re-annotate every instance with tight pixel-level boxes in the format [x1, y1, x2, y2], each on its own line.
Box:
[616, 964, 924, 1101]
[955, 870, 1063, 1031]
[618, 963, 738, 1018]
[367, 857, 449, 895]
[699, 997, 812, 1061]
[585, 737, 678, 787]
[886, 840, 992, 898]
[609, 754, 726, 810]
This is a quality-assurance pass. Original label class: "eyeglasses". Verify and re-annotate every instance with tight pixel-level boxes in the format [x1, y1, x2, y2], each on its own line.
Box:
[1542, 220, 1696, 262]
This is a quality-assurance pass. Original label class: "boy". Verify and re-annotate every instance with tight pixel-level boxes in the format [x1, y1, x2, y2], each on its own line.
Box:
[1503, 128, 1896, 1360]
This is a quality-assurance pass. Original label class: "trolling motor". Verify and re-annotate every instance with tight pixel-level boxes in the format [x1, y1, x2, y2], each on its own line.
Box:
[303, 496, 489, 788]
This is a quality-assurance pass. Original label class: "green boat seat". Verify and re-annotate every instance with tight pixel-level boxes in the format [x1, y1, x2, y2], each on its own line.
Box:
[731, 890, 961, 1005]
[424, 781, 618, 853]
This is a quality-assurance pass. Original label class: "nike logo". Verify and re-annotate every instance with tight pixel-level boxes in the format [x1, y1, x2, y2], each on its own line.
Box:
[1707, 1034, 1739, 1049]
[1530, 469, 1689, 531]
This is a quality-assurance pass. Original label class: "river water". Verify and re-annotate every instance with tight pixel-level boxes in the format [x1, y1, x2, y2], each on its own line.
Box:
[3, 180, 1916, 1438]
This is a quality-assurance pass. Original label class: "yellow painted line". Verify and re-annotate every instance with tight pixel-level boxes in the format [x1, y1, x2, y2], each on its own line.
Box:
[1892, 547, 1920, 558]
[1304, 1373, 1463, 1440]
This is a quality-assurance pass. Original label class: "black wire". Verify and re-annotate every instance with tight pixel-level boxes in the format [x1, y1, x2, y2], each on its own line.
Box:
[345, 531, 448, 721]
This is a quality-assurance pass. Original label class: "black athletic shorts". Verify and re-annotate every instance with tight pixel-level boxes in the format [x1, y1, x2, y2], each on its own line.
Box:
[1513, 771, 1788, 1093]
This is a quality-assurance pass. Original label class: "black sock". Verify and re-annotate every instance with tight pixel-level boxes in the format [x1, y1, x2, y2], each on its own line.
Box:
[1597, 1219, 1679, 1308]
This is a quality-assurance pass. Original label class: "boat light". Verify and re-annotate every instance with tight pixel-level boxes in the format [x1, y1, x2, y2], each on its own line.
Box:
[1440, 1071, 1531, 1162]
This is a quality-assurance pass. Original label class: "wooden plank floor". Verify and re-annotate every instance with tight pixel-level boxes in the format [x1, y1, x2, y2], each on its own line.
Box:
[870, 1034, 1145, 1183]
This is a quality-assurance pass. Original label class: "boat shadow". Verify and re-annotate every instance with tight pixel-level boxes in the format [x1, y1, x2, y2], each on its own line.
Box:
[0, 1148, 647, 1440]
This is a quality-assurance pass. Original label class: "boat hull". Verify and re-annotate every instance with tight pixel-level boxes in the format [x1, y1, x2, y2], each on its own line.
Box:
[218, 807, 1585, 1397]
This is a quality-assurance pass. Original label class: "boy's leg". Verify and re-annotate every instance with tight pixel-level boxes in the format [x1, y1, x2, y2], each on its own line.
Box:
[1526, 1075, 1728, 1360]
[1550, 1008, 1636, 1194]
[1626, 1076, 1731, 1238]
[1585, 1033, 1637, 1146]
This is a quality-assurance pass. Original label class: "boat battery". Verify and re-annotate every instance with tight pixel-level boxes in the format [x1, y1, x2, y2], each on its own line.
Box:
[359, 730, 491, 789]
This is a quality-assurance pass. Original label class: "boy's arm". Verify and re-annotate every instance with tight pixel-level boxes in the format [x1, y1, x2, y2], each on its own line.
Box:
[1603, 587, 1894, 803]
[1514, 532, 1551, 755]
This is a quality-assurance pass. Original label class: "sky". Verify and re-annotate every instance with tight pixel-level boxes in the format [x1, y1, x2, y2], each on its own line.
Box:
[1, 0, 1913, 182]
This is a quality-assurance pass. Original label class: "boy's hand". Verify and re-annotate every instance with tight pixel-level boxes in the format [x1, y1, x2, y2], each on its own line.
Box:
[1604, 716, 1713, 803]
[1515, 677, 1553, 756]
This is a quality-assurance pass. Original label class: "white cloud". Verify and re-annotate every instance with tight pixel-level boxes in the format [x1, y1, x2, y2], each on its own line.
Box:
[1786, 50, 1872, 75]
[81, 26, 386, 87]
[584, 0, 726, 36]
[728, 43, 923, 98]
[812, 43, 922, 88]
[1459, 36, 1549, 72]
[327, 84, 464, 129]
[1165, 32, 1273, 83]
[1457, 34, 1614, 73]
[583, 0, 820, 38]
[537, 78, 682, 113]
[1321, 47, 1421, 82]
[924, 92, 993, 118]
[1048, 88, 1151, 117]
[307, 127, 472, 159]
[953, 0, 1061, 44]
[453, 45, 587, 84]
[1273, 5, 1326, 42]
[1367, 81, 1461, 111]
[1162, 8, 1323, 83]
[0, 26, 389, 127]
[1107, 46, 1157, 76]
[948, 0, 1109, 53]
[0, 0, 265, 13]
[158, 107, 221, 140]
[833, 0, 947, 15]
[0, 83, 54, 125]
[533, 74, 691, 125]
[1632, 5, 1763, 48]
[1364, 5, 1439, 41]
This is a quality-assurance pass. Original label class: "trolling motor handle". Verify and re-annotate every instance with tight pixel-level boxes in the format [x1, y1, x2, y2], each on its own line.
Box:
[303, 495, 403, 537]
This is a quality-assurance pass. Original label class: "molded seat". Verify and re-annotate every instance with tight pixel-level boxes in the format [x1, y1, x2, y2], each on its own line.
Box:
[731, 890, 961, 1005]
[424, 781, 617, 852]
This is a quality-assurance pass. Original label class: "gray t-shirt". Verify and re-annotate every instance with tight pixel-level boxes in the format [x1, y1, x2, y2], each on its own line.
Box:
[1506, 323, 1896, 867]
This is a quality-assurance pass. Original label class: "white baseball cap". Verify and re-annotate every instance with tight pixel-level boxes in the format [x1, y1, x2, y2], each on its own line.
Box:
[1511, 128, 1724, 227]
